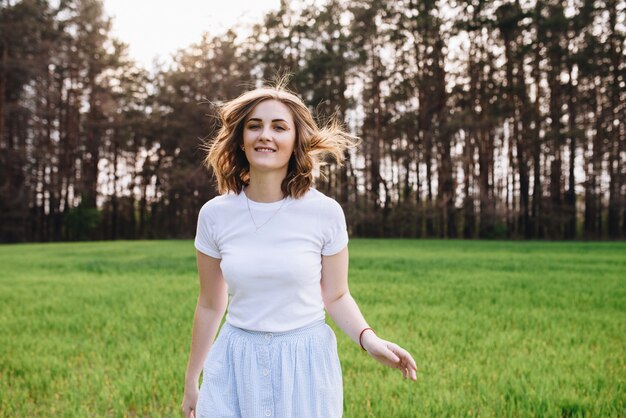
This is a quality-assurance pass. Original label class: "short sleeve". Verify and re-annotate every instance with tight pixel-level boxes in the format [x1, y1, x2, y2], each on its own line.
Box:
[194, 203, 222, 259]
[321, 199, 349, 256]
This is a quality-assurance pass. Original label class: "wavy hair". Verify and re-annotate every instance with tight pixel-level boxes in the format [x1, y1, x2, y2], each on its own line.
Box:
[201, 80, 360, 199]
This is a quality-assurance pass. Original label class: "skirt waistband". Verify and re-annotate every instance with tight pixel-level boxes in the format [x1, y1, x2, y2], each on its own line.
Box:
[222, 319, 328, 344]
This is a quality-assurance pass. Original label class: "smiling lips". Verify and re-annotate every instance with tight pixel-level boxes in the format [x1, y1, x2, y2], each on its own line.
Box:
[255, 147, 276, 153]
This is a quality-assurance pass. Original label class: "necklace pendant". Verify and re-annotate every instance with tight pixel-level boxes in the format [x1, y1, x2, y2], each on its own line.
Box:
[244, 186, 287, 233]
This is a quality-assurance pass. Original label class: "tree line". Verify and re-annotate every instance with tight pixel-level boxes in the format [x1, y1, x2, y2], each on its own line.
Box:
[0, 0, 624, 243]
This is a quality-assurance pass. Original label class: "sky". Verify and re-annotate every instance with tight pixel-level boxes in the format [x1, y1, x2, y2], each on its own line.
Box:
[103, 0, 281, 70]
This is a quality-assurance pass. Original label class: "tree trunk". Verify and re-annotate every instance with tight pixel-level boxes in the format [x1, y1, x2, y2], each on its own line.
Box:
[547, 26, 564, 239]
[0, 40, 6, 149]
[112, 138, 119, 240]
[565, 64, 577, 239]
[531, 13, 544, 239]
[607, 0, 622, 238]
[82, 64, 100, 209]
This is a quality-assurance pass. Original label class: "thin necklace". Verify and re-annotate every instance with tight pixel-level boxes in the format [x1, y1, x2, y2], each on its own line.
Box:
[244, 186, 288, 232]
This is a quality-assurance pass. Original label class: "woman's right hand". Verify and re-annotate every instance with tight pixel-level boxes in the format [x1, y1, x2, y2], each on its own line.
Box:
[181, 385, 199, 418]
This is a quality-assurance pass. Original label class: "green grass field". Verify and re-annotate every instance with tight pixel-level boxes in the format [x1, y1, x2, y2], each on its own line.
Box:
[1, 239, 624, 417]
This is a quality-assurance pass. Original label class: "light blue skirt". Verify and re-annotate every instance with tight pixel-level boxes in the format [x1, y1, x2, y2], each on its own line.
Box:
[195, 319, 343, 418]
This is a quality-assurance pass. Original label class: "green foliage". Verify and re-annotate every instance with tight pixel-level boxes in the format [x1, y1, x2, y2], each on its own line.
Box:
[65, 202, 102, 240]
[0, 239, 624, 416]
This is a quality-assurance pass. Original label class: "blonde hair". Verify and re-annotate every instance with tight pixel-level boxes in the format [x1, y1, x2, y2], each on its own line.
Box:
[201, 80, 360, 199]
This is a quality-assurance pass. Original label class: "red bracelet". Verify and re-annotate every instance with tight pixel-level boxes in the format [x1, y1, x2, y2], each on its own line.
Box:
[359, 327, 376, 351]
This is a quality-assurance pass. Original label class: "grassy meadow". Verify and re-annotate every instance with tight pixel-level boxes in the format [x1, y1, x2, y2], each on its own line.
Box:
[0, 239, 624, 417]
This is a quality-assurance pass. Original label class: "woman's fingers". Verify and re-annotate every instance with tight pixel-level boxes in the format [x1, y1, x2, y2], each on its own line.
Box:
[182, 406, 195, 418]
[387, 342, 417, 381]
[389, 344, 417, 370]
[380, 345, 401, 364]
[370, 339, 417, 381]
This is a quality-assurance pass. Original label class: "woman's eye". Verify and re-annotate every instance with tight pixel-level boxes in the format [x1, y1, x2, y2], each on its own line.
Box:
[275, 126, 286, 131]
[247, 125, 259, 130]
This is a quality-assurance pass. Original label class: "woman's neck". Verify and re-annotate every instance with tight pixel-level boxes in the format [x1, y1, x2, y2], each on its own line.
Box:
[245, 171, 287, 203]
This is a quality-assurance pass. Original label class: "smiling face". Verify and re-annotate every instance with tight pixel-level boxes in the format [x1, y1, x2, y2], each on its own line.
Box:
[242, 99, 297, 175]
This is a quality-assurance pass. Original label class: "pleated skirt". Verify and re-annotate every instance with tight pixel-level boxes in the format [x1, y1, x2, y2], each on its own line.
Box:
[195, 319, 343, 418]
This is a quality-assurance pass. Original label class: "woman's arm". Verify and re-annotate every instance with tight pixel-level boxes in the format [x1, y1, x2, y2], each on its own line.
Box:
[181, 251, 229, 418]
[321, 246, 417, 381]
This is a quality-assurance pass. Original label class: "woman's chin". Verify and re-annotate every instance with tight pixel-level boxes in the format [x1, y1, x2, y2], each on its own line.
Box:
[249, 161, 289, 173]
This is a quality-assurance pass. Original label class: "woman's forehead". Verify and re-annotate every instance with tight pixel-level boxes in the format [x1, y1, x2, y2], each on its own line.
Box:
[247, 99, 294, 122]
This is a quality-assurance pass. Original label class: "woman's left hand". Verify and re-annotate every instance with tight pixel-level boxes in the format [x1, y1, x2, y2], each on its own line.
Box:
[361, 330, 417, 381]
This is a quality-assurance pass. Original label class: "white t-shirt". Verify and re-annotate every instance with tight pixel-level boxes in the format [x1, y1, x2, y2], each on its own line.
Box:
[194, 186, 349, 332]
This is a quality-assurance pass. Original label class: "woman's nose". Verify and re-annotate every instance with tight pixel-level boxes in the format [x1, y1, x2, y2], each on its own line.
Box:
[259, 126, 273, 140]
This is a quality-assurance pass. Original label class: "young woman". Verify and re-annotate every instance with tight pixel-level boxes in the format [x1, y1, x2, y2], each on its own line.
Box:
[181, 83, 417, 418]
